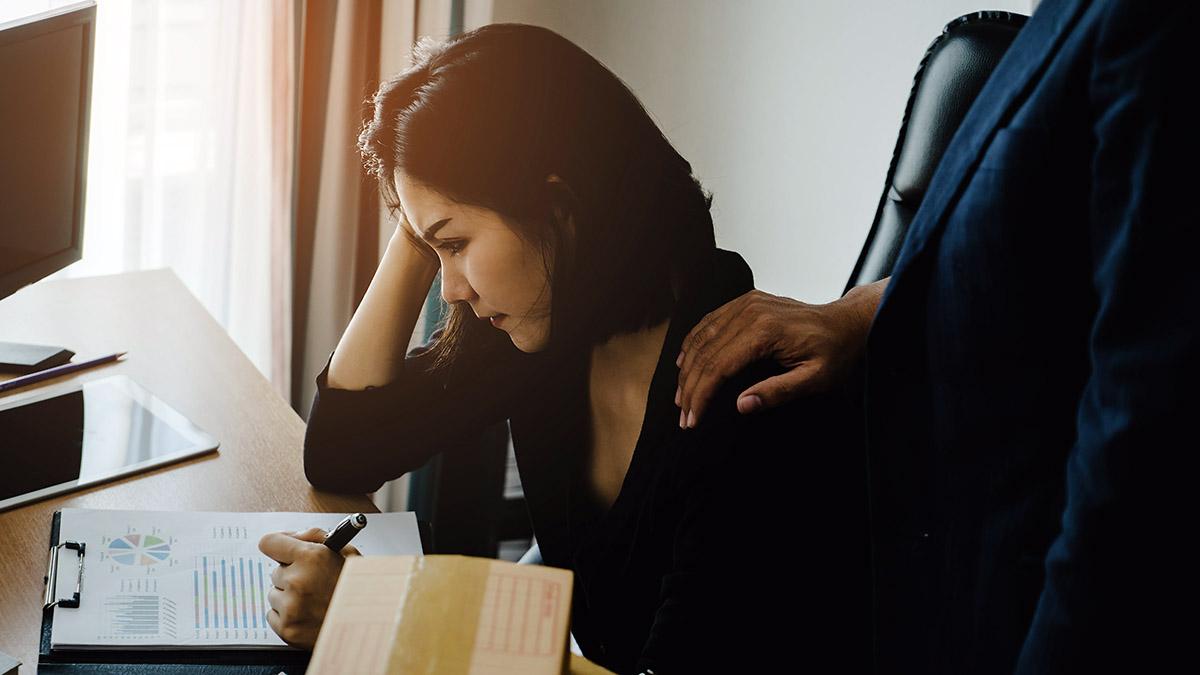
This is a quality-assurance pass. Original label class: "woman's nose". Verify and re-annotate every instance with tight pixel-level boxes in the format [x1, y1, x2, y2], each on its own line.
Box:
[440, 267, 476, 305]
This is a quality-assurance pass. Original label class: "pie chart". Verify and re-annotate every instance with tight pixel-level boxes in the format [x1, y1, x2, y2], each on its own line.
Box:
[108, 534, 171, 565]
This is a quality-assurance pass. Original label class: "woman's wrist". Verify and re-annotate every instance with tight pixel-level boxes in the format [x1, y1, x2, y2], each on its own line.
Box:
[384, 228, 437, 272]
[327, 230, 439, 390]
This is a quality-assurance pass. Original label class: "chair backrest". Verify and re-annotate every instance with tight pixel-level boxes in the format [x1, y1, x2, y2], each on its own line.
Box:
[846, 11, 1027, 292]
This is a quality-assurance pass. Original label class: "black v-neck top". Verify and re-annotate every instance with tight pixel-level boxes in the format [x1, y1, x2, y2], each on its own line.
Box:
[304, 249, 869, 673]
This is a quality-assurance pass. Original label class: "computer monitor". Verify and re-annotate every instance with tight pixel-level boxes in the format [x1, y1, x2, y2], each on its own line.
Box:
[0, 1, 95, 372]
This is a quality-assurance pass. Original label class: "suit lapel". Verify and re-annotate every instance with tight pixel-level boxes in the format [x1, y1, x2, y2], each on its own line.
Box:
[884, 0, 1087, 293]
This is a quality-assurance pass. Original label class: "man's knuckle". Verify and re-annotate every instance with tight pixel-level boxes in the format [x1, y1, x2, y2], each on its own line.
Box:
[755, 314, 778, 336]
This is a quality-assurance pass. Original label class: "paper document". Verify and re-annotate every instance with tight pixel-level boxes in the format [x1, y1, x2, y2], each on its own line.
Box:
[50, 508, 423, 650]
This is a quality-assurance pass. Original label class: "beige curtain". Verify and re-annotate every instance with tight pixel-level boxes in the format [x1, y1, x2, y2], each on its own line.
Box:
[292, 0, 424, 413]
[291, 0, 462, 511]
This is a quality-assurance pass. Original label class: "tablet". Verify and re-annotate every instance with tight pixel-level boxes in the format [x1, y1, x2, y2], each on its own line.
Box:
[0, 375, 218, 511]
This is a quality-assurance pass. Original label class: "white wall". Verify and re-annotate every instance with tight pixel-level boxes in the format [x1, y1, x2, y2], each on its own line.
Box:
[485, 0, 1032, 302]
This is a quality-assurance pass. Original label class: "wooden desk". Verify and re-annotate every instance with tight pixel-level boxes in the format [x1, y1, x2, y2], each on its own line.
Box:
[0, 269, 373, 671]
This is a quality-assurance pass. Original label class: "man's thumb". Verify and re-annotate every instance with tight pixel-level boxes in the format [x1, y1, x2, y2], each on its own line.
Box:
[737, 368, 820, 413]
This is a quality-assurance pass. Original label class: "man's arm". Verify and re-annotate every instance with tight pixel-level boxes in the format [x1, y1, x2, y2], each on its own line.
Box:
[674, 277, 887, 427]
[1016, 3, 1197, 670]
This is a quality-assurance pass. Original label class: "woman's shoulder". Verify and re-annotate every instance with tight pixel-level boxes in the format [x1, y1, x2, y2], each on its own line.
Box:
[674, 358, 862, 486]
[684, 361, 791, 446]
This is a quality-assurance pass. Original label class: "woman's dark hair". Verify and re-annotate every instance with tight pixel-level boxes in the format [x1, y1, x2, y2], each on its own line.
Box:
[358, 23, 715, 364]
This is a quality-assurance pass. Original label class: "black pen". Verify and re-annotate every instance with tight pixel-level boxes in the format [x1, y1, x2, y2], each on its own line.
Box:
[323, 513, 367, 553]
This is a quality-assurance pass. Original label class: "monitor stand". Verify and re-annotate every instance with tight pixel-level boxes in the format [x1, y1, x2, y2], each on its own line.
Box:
[0, 341, 75, 374]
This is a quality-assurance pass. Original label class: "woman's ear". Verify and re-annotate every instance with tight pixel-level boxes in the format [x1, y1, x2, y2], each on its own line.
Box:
[544, 173, 576, 240]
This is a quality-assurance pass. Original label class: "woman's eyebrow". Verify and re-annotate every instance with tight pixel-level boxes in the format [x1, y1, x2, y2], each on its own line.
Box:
[418, 218, 452, 243]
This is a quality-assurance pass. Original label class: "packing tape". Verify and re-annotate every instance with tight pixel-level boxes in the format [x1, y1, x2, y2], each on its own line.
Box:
[386, 555, 490, 674]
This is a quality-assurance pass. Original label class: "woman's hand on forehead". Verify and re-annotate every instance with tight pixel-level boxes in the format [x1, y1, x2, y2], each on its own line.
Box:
[391, 210, 439, 260]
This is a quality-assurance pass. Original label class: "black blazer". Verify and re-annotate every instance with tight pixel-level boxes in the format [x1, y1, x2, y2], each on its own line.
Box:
[865, 1, 1197, 672]
[305, 249, 868, 673]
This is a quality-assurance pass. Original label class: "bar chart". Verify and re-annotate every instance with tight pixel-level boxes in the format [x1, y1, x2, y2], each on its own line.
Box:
[193, 555, 276, 641]
[100, 594, 178, 640]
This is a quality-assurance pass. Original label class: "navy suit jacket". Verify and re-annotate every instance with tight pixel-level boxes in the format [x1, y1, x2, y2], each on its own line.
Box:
[865, 1, 1196, 672]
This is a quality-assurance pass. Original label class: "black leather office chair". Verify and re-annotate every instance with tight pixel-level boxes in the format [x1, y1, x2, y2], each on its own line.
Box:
[847, 10, 1027, 290]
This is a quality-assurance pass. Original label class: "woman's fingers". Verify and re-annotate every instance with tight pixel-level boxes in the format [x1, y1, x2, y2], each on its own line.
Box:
[265, 603, 311, 649]
[259, 531, 306, 564]
[270, 564, 288, 590]
[267, 586, 292, 618]
[266, 578, 318, 649]
[292, 527, 328, 544]
[260, 529, 329, 568]
[265, 607, 284, 639]
[260, 529, 349, 650]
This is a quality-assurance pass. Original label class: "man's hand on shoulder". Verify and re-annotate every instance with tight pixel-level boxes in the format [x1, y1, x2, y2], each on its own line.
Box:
[674, 278, 887, 428]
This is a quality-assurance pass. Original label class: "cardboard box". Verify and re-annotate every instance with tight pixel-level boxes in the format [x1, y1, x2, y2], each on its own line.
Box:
[308, 555, 613, 675]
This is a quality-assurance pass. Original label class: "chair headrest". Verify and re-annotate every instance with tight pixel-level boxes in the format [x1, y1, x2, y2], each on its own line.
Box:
[846, 11, 1027, 291]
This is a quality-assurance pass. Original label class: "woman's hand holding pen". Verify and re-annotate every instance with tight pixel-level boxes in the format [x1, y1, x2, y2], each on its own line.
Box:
[258, 528, 360, 649]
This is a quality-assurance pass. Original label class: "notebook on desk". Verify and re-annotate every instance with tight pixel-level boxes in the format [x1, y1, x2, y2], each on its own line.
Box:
[42, 508, 423, 662]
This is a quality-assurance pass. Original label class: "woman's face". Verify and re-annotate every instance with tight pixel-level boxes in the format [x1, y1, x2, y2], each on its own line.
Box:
[395, 171, 553, 352]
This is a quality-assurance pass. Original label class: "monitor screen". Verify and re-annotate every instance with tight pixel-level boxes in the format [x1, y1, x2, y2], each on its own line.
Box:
[0, 2, 94, 300]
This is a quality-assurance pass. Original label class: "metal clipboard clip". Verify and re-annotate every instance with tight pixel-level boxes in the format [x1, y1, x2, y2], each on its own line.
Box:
[44, 540, 85, 609]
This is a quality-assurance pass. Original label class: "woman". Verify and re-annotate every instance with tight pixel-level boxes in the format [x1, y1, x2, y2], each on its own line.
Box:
[260, 24, 867, 673]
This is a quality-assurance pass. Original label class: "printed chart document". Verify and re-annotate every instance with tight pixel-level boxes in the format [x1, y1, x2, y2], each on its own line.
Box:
[49, 508, 423, 650]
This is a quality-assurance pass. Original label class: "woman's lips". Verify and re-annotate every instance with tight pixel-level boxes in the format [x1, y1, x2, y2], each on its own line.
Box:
[489, 314, 506, 327]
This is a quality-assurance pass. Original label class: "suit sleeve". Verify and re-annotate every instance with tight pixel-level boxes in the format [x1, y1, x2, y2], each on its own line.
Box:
[1016, 3, 1199, 670]
[302, 329, 528, 494]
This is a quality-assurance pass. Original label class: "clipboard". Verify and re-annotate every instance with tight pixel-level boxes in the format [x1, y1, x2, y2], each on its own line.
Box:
[38, 511, 434, 674]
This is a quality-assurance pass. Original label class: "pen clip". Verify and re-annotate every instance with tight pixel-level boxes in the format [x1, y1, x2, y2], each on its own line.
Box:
[44, 540, 85, 609]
